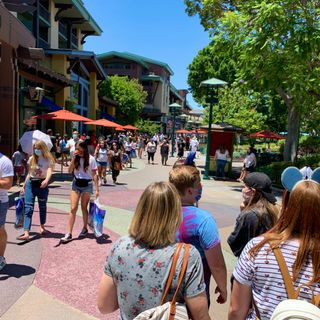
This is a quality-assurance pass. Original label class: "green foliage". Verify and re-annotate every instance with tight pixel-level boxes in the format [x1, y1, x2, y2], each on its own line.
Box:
[299, 136, 320, 154]
[99, 76, 148, 124]
[203, 85, 267, 133]
[135, 119, 160, 136]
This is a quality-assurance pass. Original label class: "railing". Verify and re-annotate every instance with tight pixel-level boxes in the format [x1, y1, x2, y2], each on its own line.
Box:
[39, 3, 50, 23]
[58, 21, 68, 40]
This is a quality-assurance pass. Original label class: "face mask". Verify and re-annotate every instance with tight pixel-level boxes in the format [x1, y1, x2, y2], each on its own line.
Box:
[34, 149, 42, 157]
[242, 188, 254, 202]
[194, 187, 203, 202]
[73, 134, 78, 140]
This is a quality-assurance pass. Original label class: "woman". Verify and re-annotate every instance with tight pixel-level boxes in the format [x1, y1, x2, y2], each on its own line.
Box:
[160, 139, 170, 166]
[98, 182, 210, 320]
[229, 180, 320, 320]
[177, 139, 185, 159]
[228, 172, 279, 258]
[146, 138, 156, 165]
[61, 142, 99, 242]
[238, 147, 256, 182]
[109, 142, 122, 184]
[124, 138, 133, 168]
[59, 134, 70, 167]
[215, 144, 230, 178]
[137, 136, 143, 159]
[95, 139, 109, 186]
[17, 141, 54, 241]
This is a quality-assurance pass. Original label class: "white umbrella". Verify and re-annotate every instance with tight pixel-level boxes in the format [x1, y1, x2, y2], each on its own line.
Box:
[19, 130, 53, 155]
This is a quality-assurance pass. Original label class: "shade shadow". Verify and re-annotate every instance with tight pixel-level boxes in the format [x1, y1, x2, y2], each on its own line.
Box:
[0, 264, 36, 281]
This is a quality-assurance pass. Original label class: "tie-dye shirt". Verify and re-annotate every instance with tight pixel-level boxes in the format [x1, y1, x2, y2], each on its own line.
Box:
[176, 206, 221, 294]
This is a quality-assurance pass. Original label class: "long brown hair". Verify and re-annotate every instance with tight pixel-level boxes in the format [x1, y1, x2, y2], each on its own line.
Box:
[74, 141, 90, 172]
[250, 181, 320, 283]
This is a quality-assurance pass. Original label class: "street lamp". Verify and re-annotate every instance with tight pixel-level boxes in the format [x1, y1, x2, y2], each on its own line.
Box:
[200, 77, 228, 180]
[169, 102, 182, 157]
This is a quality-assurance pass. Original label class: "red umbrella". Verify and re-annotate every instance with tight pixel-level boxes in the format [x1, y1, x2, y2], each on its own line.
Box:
[85, 118, 119, 128]
[115, 126, 125, 132]
[249, 130, 285, 140]
[176, 129, 190, 134]
[123, 125, 139, 131]
[33, 109, 92, 122]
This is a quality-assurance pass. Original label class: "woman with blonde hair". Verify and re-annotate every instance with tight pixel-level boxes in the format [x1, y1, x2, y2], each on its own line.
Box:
[98, 182, 210, 320]
[17, 141, 54, 241]
[229, 180, 320, 319]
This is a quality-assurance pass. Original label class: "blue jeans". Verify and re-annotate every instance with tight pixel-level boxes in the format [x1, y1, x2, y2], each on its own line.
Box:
[23, 180, 49, 231]
[216, 160, 227, 177]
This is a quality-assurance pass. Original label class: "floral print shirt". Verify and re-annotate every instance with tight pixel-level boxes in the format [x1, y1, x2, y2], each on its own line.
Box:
[104, 236, 205, 320]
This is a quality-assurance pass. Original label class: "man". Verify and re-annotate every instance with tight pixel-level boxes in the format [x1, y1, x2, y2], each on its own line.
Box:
[67, 130, 80, 159]
[47, 129, 56, 160]
[190, 135, 199, 153]
[169, 165, 227, 304]
[0, 151, 14, 271]
[160, 139, 169, 166]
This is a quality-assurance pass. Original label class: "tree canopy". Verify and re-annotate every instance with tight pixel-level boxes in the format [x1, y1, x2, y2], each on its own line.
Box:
[99, 76, 148, 125]
[185, 0, 320, 161]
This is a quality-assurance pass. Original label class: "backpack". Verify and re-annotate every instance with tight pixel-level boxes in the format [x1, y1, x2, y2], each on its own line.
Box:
[134, 243, 190, 320]
[266, 246, 320, 320]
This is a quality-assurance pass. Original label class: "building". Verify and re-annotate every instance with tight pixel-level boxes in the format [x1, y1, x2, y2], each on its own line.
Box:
[98, 51, 191, 131]
[7, 0, 112, 138]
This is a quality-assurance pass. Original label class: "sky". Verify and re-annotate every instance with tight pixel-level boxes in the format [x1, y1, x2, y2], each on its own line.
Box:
[82, 0, 210, 109]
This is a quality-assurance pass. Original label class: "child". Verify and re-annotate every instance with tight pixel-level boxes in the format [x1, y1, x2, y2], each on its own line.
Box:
[12, 145, 26, 186]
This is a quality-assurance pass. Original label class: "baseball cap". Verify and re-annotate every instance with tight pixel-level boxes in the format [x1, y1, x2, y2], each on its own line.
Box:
[244, 172, 277, 204]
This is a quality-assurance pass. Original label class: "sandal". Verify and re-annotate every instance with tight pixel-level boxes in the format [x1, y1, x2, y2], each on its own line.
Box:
[16, 234, 30, 241]
[40, 229, 48, 235]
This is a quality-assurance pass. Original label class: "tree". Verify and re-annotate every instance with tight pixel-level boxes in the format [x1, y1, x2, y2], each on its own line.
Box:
[203, 86, 267, 133]
[99, 76, 148, 124]
[185, 0, 320, 161]
[135, 119, 160, 136]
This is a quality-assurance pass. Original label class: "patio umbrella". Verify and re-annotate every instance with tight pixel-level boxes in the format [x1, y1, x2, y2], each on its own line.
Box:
[19, 130, 53, 155]
[33, 109, 91, 122]
[123, 125, 139, 131]
[176, 129, 190, 134]
[249, 130, 285, 140]
[115, 126, 125, 132]
[85, 118, 119, 128]
[196, 129, 208, 134]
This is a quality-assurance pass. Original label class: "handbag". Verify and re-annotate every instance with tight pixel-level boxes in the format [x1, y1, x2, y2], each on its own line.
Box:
[14, 196, 24, 229]
[74, 177, 91, 187]
[134, 243, 190, 320]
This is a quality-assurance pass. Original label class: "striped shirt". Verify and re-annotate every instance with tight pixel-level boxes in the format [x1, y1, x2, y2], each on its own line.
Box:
[233, 237, 320, 320]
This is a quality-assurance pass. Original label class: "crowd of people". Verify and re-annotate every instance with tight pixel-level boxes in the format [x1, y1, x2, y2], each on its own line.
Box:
[0, 129, 319, 320]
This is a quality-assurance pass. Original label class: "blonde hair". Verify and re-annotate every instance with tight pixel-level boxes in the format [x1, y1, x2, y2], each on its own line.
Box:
[29, 140, 55, 172]
[129, 182, 182, 247]
[169, 165, 201, 196]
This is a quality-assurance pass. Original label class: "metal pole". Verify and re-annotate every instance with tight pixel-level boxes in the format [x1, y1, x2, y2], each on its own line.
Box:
[171, 112, 176, 157]
[203, 88, 214, 180]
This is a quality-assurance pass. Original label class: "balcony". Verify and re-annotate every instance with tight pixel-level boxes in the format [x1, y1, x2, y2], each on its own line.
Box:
[39, 3, 50, 26]
[142, 105, 162, 115]
[58, 21, 68, 40]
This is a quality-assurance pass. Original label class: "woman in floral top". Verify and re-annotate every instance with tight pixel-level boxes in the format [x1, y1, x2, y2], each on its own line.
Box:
[98, 182, 210, 320]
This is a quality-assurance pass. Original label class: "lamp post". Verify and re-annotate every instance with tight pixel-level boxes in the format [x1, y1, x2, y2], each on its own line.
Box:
[169, 102, 182, 157]
[200, 78, 227, 180]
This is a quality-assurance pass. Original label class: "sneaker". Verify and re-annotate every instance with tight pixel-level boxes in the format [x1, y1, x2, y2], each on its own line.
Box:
[79, 228, 88, 238]
[0, 256, 6, 271]
[61, 233, 72, 242]
[103, 177, 107, 185]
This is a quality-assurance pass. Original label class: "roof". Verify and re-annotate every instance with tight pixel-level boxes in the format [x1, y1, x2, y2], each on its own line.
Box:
[201, 122, 243, 132]
[54, 0, 102, 35]
[139, 75, 163, 83]
[189, 109, 204, 116]
[170, 83, 184, 101]
[45, 49, 107, 80]
[97, 51, 174, 75]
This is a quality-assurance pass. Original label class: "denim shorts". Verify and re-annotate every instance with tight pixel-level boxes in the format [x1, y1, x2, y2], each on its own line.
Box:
[71, 180, 93, 194]
[97, 161, 108, 167]
[0, 202, 9, 227]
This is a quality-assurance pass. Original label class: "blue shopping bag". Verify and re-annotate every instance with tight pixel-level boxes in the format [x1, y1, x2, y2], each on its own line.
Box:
[88, 200, 94, 231]
[14, 196, 24, 229]
[90, 198, 106, 237]
[131, 149, 137, 158]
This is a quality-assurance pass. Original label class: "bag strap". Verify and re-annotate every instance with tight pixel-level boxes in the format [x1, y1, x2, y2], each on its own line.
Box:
[161, 243, 183, 305]
[273, 247, 297, 299]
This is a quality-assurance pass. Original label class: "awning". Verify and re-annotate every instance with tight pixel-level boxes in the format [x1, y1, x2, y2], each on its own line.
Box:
[40, 97, 62, 111]
[45, 49, 107, 80]
[100, 111, 117, 122]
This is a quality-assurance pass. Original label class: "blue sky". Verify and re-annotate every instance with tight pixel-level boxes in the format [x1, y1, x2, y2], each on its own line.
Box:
[82, 0, 209, 109]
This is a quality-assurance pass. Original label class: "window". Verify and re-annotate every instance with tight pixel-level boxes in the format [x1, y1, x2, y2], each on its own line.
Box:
[105, 62, 131, 70]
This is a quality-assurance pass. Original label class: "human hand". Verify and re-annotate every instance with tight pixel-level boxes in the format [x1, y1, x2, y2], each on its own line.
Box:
[215, 286, 227, 304]
[20, 187, 25, 195]
[40, 180, 48, 188]
[95, 190, 99, 199]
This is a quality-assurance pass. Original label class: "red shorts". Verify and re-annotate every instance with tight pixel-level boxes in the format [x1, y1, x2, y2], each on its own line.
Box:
[14, 166, 24, 175]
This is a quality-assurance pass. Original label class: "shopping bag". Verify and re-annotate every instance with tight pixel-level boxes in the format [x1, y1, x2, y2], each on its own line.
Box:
[88, 200, 94, 231]
[93, 198, 106, 237]
[131, 149, 137, 158]
[14, 196, 24, 229]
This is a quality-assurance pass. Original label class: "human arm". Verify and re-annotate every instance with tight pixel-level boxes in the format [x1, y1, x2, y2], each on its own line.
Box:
[185, 292, 211, 320]
[93, 169, 99, 198]
[0, 158, 14, 190]
[20, 173, 30, 195]
[205, 244, 227, 303]
[228, 280, 252, 320]
[0, 176, 13, 190]
[40, 166, 53, 188]
[97, 273, 119, 314]
[68, 152, 77, 173]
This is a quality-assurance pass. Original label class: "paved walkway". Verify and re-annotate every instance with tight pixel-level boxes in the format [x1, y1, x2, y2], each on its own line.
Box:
[1, 152, 243, 319]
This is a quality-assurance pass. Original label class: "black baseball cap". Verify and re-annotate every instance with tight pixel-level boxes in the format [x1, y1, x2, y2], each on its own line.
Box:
[244, 172, 277, 204]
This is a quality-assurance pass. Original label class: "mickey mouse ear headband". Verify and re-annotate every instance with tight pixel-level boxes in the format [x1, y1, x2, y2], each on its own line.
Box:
[281, 166, 320, 192]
